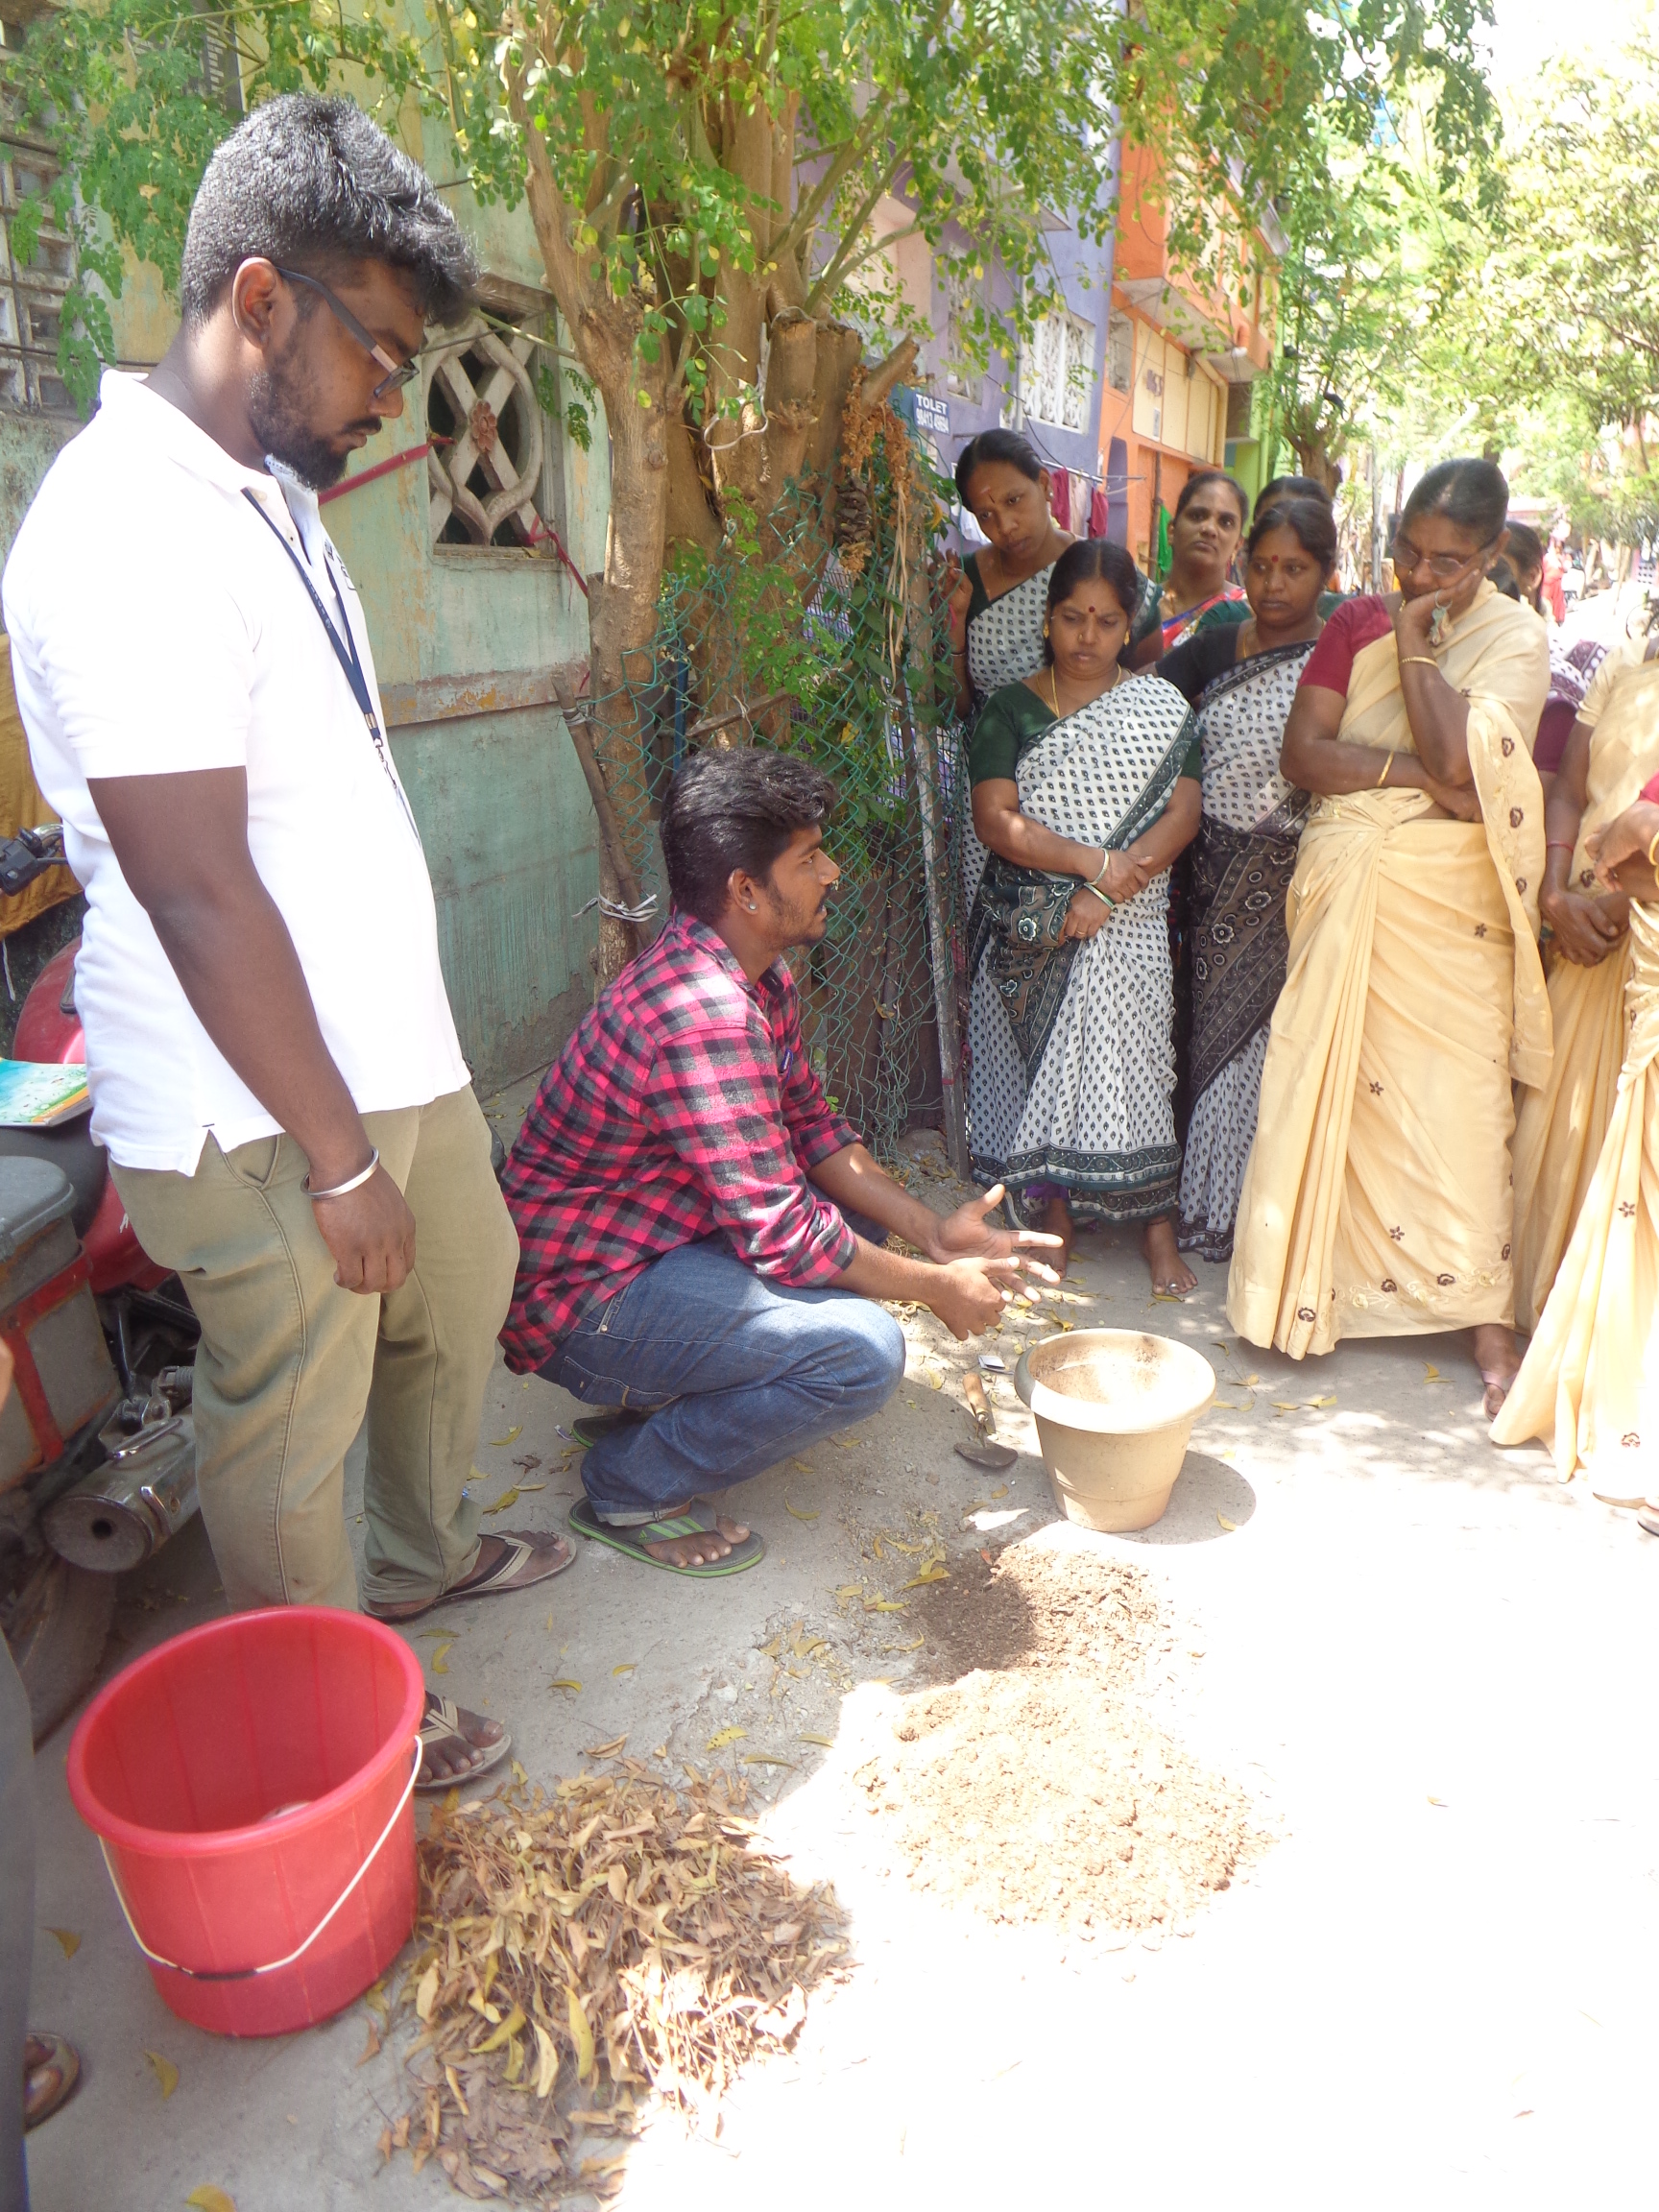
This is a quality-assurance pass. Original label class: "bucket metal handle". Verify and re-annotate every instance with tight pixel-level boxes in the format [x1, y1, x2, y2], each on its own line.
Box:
[97, 1734, 422, 1984]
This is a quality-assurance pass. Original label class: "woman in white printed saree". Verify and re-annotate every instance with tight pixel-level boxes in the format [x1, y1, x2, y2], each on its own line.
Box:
[967, 539, 1201, 1293]
[1227, 460, 1551, 1414]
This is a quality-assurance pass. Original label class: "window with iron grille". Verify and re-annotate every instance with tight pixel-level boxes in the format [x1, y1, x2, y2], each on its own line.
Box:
[0, 132, 71, 415]
[426, 313, 565, 553]
[1107, 311, 1133, 395]
[1022, 308, 1094, 431]
[943, 268, 981, 404]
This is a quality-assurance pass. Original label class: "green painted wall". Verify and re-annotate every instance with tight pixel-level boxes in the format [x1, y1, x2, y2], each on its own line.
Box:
[0, 168, 612, 1094]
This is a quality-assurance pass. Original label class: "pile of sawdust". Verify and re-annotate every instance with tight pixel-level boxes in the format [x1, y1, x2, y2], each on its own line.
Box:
[383, 1766, 846, 2201]
[855, 1546, 1262, 1936]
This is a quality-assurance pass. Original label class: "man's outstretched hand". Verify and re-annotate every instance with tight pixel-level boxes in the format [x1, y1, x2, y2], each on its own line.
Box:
[928, 1181, 1064, 1279]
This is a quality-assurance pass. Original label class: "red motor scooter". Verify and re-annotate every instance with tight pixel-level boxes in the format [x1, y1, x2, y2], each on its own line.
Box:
[0, 827, 200, 1739]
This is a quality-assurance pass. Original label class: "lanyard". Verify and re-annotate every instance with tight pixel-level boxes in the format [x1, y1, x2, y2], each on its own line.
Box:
[241, 489, 421, 843]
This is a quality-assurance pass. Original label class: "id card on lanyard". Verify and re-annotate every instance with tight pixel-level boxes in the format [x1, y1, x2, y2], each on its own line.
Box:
[242, 488, 421, 844]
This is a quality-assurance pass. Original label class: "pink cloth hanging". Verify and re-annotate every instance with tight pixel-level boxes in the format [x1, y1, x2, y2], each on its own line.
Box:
[1049, 471, 1070, 529]
[1089, 484, 1110, 538]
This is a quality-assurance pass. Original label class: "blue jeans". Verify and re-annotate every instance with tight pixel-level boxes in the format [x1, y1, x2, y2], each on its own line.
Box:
[544, 1238, 905, 1524]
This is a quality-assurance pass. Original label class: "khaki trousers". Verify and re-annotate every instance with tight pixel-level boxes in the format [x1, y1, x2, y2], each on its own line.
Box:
[110, 1084, 517, 1614]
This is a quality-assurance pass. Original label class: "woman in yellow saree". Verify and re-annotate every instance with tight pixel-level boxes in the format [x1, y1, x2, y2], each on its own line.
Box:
[1227, 460, 1551, 1413]
[1511, 635, 1659, 1329]
[1493, 788, 1659, 1527]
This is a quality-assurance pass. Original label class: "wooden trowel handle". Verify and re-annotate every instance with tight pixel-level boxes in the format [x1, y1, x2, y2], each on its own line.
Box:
[963, 1368, 992, 1432]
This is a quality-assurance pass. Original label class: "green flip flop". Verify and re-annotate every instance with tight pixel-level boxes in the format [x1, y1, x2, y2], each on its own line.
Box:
[568, 1495, 764, 1576]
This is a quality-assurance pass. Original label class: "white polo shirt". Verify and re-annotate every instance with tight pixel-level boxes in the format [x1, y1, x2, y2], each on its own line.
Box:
[1, 371, 469, 1173]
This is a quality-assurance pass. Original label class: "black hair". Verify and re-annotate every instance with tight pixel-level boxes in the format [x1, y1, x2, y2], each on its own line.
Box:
[1247, 494, 1337, 570]
[1042, 539, 1142, 664]
[1401, 458, 1509, 546]
[1255, 473, 1332, 519]
[1503, 520, 1544, 574]
[1172, 468, 1247, 527]
[660, 748, 838, 925]
[1490, 557, 1523, 602]
[955, 427, 1045, 504]
[180, 94, 477, 329]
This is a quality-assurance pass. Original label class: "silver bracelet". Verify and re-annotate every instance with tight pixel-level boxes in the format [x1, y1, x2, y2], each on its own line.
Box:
[303, 1147, 380, 1202]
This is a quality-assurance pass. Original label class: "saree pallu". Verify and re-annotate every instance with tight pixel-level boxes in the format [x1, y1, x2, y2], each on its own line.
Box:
[963, 566, 1052, 913]
[1511, 655, 1659, 1328]
[1227, 586, 1551, 1356]
[967, 681, 1195, 1224]
[1178, 639, 1314, 1262]
[1179, 817, 1304, 1261]
[1494, 902, 1659, 1482]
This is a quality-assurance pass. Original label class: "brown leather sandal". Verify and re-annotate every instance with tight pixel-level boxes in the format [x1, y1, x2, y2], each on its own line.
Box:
[24, 2032, 80, 2130]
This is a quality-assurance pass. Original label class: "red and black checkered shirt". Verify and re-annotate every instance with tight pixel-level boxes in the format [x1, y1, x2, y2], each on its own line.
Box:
[499, 912, 861, 1371]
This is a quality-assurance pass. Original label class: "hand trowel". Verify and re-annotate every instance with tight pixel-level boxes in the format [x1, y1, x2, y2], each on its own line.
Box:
[955, 1364, 1018, 1471]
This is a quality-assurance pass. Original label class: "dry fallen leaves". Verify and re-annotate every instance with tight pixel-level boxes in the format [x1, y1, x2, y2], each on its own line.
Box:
[384, 1768, 845, 2201]
[145, 2050, 179, 2100]
[184, 2191, 237, 2212]
[489, 1426, 524, 1449]
[47, 1928, 80, 1960]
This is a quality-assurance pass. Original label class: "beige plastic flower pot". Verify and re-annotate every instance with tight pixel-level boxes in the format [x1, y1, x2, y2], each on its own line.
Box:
[1013, 1330, 1215, 1533]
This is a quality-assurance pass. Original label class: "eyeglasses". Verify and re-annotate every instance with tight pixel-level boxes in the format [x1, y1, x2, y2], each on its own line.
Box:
[274, 265, 420, 399]
[1390, 530, 1496, 586]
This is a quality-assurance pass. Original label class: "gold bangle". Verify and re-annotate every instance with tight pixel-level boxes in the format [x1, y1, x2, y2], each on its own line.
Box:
[1399, 655, 1438, 669]
[1377, 752, 1394, 788]
[1646, 826, 1659, 871]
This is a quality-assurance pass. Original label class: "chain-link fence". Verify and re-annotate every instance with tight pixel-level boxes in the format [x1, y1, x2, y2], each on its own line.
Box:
[568, 396, 969, 1166]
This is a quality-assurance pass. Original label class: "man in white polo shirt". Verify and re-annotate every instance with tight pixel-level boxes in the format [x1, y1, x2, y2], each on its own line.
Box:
[2, 94, 569, 1787]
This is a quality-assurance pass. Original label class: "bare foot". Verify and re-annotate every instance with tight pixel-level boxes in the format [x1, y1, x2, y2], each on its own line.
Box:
[419, 1693, 509, 1786]
[644, 1512, 751, 1569]
[1143, 1215, 1197, 1297]
[1039, 1193, 1074, 1284]
[1473, 1323, 1521, 1417]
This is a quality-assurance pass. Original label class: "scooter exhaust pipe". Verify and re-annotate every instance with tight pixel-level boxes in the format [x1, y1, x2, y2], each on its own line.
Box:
[42, 1415, 198, 1573]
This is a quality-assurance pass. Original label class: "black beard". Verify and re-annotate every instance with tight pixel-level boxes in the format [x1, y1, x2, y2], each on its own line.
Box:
[246, 337, 349, 491]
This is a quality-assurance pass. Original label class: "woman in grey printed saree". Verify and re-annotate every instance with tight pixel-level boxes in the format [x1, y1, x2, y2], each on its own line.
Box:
[1155, 496, 1336, 1262]
[967, 540, 1202, 1293]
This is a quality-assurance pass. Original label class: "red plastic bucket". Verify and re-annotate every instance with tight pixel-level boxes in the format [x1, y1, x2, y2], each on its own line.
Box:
[67, 1605, 424, 2037]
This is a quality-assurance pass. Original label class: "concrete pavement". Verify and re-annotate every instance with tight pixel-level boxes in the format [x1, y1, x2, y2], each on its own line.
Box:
[18, 1134, 1659, 2211]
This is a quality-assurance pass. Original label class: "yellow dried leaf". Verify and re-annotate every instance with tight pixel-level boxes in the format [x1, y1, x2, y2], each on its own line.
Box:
[863, 1596, 907, 1614]
[789, 1457, 811, 1471]
[1217, 1513, 1238, 1532]
[47, 1928, 80, 1960]
[185, 2192, 236, 2212]
[1306, 1395, 1336, 1407]
[415, 1964, 440, 2023]
[567, 1987, 596, 2084]
[612, 1663, 636, 1676]
[584, 1734, 629, 1758]
[145, 2051, 180, 2100]
[357, 2021, 382, 2065]
[1212, 1399, 1239, 1408]
[1425, 1362, 1446, 1382]
[489, 1426, 523, 1448]
[831, 1584, 862, 1599]
[784, 1499, 819, 1521]
[883, 1633, 925, 1653]
[550, 1679, 583, 1693]
[924, 1367, 944, 1387]
[533, 2021, 560, 2100]
[798, 1733, 834, 1747]
[1239, 1374, 1262, 1386]
[706, 1726, 747, 1750]
[1271, 1402, 1299, 1411]
[482, 1486, 520, 1516]
[474, 2002, 526, 2055]
[901, 1562, 949, 1589]
[742, 1753, 796, 1767]
[429, 1640, 453, 1677]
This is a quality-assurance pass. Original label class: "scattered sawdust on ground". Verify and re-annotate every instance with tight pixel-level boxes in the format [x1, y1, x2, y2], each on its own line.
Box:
[854, 1546, 1264, 1936]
